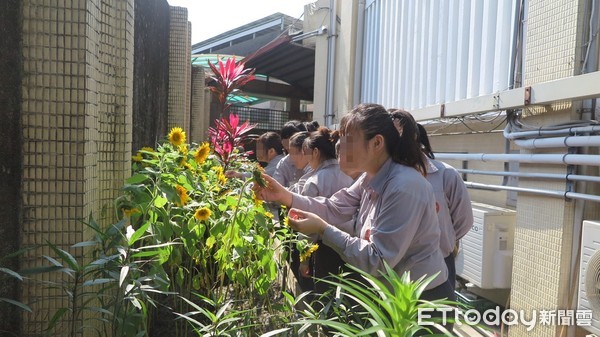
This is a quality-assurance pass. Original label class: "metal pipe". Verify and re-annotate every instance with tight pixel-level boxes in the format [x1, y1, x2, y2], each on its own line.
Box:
[352, 0, 366, 106]
[504, 125, 600, 140]
[456, 168, 600, 183]
[464, 182, 600, 203]
[325, 0, 338, 127]
[514, 135, 600, 149]
[290, 26, 327, 42]
[435, 152, 600, 166]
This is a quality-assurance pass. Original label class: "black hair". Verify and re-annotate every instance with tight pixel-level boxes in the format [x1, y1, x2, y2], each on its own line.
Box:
[304, 120, 320, 132]
[305, 127, 339, 161]
[288, 131, 310, 150]
[340, 104, 426, 175]
[281, 120, 307, 140]
[417, 123, 435, 159]
[257, 131, 284, 155]
[281, 120, 320, 139]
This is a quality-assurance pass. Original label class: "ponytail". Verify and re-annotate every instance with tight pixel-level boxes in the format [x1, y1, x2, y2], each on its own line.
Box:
[341, 104, 426, 175]
[305, 127, 339, 161]
[389, 109, 427, 175]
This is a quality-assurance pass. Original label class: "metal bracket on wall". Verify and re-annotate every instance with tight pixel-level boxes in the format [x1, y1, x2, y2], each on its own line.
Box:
[524, 86, 531, 106]
[564, 147, 578, 201]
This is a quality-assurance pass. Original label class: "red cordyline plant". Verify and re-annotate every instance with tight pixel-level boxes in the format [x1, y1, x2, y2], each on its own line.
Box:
[207, 57, 257, 170]
[208, 113, 256, 170]
[208, 57, 256, 117]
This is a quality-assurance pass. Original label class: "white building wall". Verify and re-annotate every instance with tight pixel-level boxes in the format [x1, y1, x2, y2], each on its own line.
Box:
[361, 0, 519, 115]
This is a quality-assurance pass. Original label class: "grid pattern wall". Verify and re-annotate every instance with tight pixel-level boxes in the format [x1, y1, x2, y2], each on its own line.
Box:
[508, 0, 582, 336]
[168, 7, 191, 134]
[19, 0, 134, 335]
[92, 0, 134, 221]
[362, 0, 519, 114]
[185, 21, 192, 136]
[190, 66, 207, 142]
[229, 106, 290, 132]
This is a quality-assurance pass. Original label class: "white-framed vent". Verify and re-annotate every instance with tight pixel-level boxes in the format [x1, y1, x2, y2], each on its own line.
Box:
[456, 202, 516, 289]
[578, 220, 600, 336]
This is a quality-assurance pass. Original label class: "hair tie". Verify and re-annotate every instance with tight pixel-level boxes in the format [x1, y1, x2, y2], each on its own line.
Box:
[392, 118, 403, 137]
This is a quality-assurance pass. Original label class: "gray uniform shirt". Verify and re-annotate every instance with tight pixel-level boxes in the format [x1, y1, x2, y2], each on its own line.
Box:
[425, 158, 473, 257]
[273, 154, 307, 187]
[298, 158, 354, 240]
[300, 159, 353, 199]
[264, 154, 285, 177]
[291, 158, 448, 289]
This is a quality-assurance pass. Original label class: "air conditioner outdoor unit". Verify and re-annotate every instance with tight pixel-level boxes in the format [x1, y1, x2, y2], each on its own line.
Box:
[577, 220, 600, 336]
[456, 202, 516, 289]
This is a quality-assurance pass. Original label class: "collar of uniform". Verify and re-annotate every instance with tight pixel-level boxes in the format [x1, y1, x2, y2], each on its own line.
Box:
[426, 157, 439, 174]
[361, 157, 393, 195]
[317, 158, 338, 171]
[268, 154, 285, 168]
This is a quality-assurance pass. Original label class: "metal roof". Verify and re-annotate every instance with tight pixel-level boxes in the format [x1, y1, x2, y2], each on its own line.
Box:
[243, 35, 315, 101]
[191, 13, 302, 54]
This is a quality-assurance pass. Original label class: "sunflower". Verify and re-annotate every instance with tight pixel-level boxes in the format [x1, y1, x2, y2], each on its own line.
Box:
[300, 244, 319, 262]
[132, 153, 143, 162]
[212, 166, 227, 184]
[178, 144, 189, 155]
[194, 207, 212, 221]
[194, 142, 210, 165]
[168, 127, 186, 146]
[175, 185, 189, 206]
[264, 211, 274, 219]
[122, 207, 140, 217]
[252, 191, 264, 207]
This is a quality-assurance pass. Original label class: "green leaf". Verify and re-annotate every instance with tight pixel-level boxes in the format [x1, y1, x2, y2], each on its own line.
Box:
[82, 278, 115, 287]
[0, 298, 32, 312]
[119, 266, 130, 287]
[128, 220, 150, 246]
[47, 242, 79, 270]
[126, 173, 149, 184]
[19, 265, 64, 275]
[206, 236, 216, 249]
[0, 267, 23, 281]
[46, 307, 69, 331]
[153, 196, 167, 208]
[131, 250, 161, 258]
[71, 241, 98, 248]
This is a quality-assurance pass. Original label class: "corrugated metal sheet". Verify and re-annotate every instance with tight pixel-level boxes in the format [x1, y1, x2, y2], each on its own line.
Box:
[362, 0, 519, 113]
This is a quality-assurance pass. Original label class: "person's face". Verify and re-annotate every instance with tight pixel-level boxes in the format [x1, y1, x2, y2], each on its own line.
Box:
[282, 138, 290, 153]
[308, 147, 321, 170]
[288, 145, 310, 169]
[338, 128, 370, 174]
[256, 142, 268, 162]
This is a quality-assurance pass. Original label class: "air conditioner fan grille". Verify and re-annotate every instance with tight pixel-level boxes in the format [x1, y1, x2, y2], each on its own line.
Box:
[585, 250, 600, 314]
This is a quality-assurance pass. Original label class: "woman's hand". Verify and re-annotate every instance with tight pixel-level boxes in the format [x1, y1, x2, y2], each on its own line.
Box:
[225, 170, 242, 179]
[253, 173, 293, 206]
[287, 208, 328, 235]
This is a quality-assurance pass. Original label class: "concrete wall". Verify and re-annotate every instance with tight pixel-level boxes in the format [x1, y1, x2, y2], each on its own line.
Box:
[508, 1, 586, 336]
[0, 0, 24, 335]
[306, 0, 329, 126]
[18, 0, 134, 335]
[168, 7, 191, 135]
[133, 0, 170, 151]
[190, 65, 208, 142]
